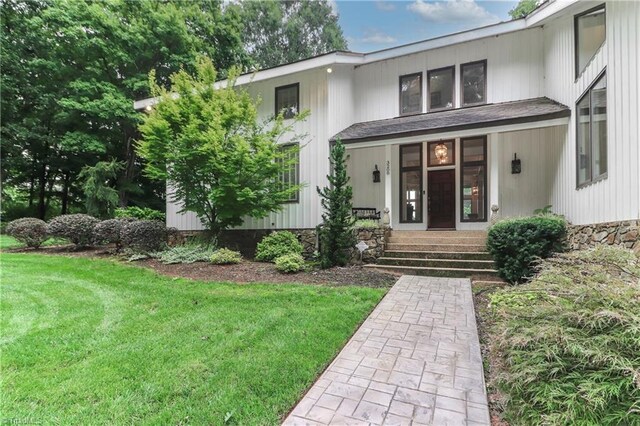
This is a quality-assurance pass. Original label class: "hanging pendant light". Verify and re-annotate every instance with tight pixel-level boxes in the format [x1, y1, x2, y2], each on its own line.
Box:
[434, 142, 448, 163]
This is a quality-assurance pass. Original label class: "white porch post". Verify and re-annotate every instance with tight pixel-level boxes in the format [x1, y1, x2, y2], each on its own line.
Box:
[488, 132, 500, 222]
[384, 144, 393, 226]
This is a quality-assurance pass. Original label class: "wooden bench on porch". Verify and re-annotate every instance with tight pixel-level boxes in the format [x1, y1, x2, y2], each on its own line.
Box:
[352, 207, 381, 220]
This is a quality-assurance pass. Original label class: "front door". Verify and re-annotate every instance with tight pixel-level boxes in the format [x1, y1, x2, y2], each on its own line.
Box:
[427, 169, 455, 229]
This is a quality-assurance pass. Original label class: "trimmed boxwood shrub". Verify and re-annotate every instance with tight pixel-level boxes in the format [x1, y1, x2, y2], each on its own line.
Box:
[93, 218, 135, 250]
[47, 214, 100, 248]
[274, 253, 305, 273]
[255, 231, 303, 262]
[6, 218, 48, 248]
[487, 215, 567, 284]
[121, 220, 167, 253]
[210, 248, 242, 265]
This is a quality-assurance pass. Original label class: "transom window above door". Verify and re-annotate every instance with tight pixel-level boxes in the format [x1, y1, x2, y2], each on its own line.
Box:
[399, 73, 423, 116]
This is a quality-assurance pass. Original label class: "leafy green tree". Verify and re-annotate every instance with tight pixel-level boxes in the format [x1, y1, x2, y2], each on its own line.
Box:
[317, 140, 355, 268]
[509, 0, 539, 19]
[237, 0, 348, 69]
[1, 0, 249, 219]
[138, 57, 306, 241]
[78, 160, 124, 219]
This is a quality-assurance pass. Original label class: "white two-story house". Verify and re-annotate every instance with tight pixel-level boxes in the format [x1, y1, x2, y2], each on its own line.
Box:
[135, 0, 639, 250]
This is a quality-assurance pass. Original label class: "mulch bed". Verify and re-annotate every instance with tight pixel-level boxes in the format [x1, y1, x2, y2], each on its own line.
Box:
[6, 245, 400, 288]
[471, 277, 510, 426]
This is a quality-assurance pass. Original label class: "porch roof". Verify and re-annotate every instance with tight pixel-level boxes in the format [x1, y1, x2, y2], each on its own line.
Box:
[330, 97, 570, 144]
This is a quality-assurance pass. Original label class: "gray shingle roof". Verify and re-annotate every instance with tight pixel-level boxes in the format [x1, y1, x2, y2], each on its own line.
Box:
[331, 97, 570, 143]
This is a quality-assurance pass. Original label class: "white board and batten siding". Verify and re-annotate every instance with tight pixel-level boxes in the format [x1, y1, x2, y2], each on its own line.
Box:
[544, 0, 640, 225]
[352, 27, 545, 122]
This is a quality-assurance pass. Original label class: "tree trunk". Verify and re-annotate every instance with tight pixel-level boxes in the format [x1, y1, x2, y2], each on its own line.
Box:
[119, 129, 137, 207]
[61, 172, 71, 214]
[37, 164, 47, 219]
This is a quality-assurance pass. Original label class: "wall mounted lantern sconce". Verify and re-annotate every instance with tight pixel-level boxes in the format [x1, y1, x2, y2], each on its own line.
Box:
[373, 165, 381, 183]
[511, 153, 521, 174]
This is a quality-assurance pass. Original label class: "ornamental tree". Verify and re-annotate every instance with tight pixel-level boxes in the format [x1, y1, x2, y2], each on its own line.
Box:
[137, 57, 306, 241]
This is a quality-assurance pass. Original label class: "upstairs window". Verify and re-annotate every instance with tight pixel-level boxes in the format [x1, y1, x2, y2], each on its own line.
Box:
[275, 83, 299, 119]
[577, 71, 607, 187]
[399, 73, 422, 115]
[427, 66, 454, 111]
[461, 60, 486, 106]
[575, 5, 606, 78]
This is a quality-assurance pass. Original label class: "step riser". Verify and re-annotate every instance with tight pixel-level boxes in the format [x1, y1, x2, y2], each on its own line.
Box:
[388, 237, 487, 245]
[390, 231, 487, 238]
[366, 265, 499, 279]
[386, 244, 487, 252]
[378, 258, 495, 269]
[383, 251, 493, 261]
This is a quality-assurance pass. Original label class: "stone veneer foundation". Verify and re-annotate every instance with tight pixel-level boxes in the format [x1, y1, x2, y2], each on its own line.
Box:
[178, 227, 391, 262]
[567, 220, 639, 253]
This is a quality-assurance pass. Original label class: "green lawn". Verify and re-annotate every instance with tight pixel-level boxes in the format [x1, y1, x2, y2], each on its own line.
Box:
[0, 234, 69, 250]
[1, 254, 385, 425]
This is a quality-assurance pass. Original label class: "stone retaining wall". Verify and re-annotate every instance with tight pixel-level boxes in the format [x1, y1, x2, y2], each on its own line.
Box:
[178, 226, 391, 262]
[567, 220, 639, 253]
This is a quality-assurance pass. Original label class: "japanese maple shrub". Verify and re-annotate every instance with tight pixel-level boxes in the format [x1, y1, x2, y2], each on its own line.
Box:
[137, 57, 306, 244]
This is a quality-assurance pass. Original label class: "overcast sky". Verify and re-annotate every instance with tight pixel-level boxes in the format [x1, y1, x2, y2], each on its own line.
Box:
[334, 0, 519, 52]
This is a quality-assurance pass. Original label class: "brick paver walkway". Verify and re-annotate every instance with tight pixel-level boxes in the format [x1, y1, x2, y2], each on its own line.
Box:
[283, 276, 490, 425]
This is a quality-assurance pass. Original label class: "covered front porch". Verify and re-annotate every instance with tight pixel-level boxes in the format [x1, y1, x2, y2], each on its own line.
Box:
[336, 97, 571, 231]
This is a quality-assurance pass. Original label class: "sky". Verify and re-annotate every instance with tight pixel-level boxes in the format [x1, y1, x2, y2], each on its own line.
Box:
[333, 0, 519, 52]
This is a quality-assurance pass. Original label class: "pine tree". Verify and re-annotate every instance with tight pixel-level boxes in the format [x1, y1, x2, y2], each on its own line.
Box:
[317, 140, 356, 268]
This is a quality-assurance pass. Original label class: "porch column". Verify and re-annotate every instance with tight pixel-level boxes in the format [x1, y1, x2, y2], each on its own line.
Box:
[488, 132, 500, 222]
[384, 144, 393, 226]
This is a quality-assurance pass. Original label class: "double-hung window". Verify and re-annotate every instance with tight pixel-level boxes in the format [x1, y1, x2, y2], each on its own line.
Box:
[278, 144, 300, 202]
[427, 66, 454, 111]
[461, 61, 486, 106]
[576, 71, 607, 187]
[275, 83, 299, 119]
[399, 73, 422, 115]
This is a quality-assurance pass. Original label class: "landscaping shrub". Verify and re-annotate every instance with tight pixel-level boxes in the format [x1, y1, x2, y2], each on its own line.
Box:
[353, 219, 379, 229]
[487, 246, 640, 425]
[274, 253, 305, 273]
[115, 206, 165, 222]
[93, 218, 135, 250]
[487, 215, 567, 283]
[6, 218, 48, 248]
[47, 214, 100, 248]
[156, 243, 217, 264]
[121, 220, 167, 253]
[210, 248, 242, 265]
[255, 231, 303, 262]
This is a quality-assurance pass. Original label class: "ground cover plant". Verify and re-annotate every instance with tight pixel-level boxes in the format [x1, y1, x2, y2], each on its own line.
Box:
[487, 215, 567, 283]
[1, 254, 385, 424]
[483, 246, 640, 425]
[275, 253, 306, 273]
[154, 243, 218, 264]
[209, 248, 242, 265]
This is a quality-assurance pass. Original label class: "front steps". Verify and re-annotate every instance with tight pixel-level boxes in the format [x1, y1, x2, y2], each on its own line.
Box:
[366, 230, 499, 279]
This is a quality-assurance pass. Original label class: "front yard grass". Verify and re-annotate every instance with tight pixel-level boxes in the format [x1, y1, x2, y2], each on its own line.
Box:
[1, 253, 386, 425]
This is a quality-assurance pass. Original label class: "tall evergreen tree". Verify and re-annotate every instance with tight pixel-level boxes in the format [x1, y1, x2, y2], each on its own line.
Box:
[317, 140, 355, 268]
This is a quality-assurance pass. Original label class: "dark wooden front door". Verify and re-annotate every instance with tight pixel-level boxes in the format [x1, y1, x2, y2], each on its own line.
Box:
[427, 169, 456, 229]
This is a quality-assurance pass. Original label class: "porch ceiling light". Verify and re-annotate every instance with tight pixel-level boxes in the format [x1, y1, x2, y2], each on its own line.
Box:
[326, 67, 333, 73]
[434, 142, 448, 163]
